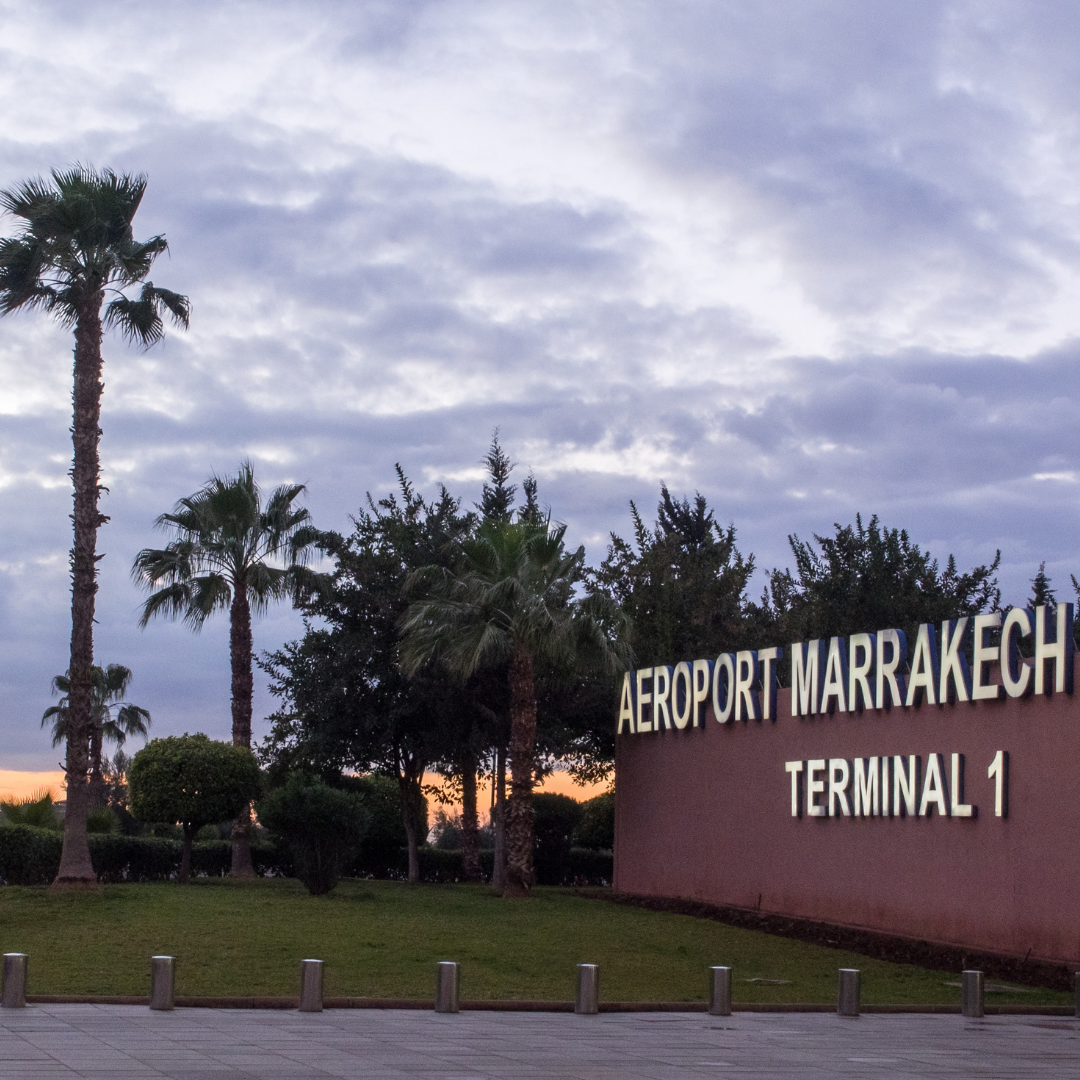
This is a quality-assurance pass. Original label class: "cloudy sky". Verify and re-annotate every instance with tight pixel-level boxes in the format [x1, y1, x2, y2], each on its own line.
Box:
[2, 0, 1080, 770]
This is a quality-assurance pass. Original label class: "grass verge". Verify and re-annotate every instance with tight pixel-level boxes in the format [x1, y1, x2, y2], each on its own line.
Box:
[0, 878, 1069, 1006]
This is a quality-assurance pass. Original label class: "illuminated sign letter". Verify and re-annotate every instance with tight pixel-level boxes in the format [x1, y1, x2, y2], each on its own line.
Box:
[905, 624, 939, 707]
[635, 668, 653, 732]
[853, 757, 879, 816]
[616, 672, 635, 734]
[828, 759, 851, 816]
[939, 618, 972, 703]
[875, 629, 907, 709]
[820, 637, 848, 714]
[950, 753, 974, 818]
[791, 640, 825, 716]
[671, 662, 693, 729]
[691, 659, 713, 727]
[785, 760, 803, 817]
[919, 753, 948, 817]
[653, 666, 673, 730]
[757, 646, 782, 721]
[1034, 602, 1075, 695]
[712, 654, 735, 723]
[848, 634, 876, 712]
[734, 650, 760, 722]
[806, 759, 826, 817]
[893, 755, 918, 817]
[971, 612, 1002, 701]
[1000, 608, 1033, 698]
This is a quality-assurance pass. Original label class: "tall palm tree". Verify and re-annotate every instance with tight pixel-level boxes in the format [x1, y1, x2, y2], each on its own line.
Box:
[0, 166, 188, 888]
[132, 462, 327, 874]
[399, 517, 630, 897]
[42, 664, 151, 803]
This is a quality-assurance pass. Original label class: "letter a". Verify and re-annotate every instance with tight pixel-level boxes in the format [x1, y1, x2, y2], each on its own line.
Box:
[617, 672, 635, 734]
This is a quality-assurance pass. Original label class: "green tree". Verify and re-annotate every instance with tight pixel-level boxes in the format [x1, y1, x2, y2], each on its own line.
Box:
[259, 469, 471, 881]
[132, 462, 327, 876]
[41, 665, 150, 804]
[256, 773, 368, 896]
[128, 734, 261, 884]
[0, 166, 188, 888]
[573, 791, 615, 851]
[399, 517, 630, 897]
[761, 514, 1001, 671]
[592, 485, 756, 667]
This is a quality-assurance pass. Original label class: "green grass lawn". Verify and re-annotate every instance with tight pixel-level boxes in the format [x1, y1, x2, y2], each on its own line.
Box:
[0, 878, 1068, 1007]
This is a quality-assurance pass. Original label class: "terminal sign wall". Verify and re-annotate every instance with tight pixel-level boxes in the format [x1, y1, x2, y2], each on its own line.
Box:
[612, 603, 1080, 967]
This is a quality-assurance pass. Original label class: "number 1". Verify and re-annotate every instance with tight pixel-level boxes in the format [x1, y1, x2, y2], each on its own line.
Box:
[988, 750, 1008, 818]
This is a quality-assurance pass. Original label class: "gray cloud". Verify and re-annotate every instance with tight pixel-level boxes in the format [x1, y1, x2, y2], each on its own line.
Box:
[0, 0, 1078, 768]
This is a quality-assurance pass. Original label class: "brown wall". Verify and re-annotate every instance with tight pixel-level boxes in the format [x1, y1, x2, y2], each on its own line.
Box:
[613, 659, 1080, 965]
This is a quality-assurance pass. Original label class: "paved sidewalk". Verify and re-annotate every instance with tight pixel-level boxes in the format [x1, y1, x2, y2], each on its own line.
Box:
[0, 1005, 1078, 1078]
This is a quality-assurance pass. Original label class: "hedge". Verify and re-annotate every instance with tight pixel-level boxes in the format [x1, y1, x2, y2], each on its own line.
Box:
[0, 826, 283, 885]
[0, 826, 613, 887]
[404, 846, 612, 886]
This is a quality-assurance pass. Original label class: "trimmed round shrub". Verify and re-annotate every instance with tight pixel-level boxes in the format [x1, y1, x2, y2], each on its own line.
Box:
[257, 773, 368, 896]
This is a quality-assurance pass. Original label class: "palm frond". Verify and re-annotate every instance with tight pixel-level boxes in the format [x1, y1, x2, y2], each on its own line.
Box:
[104, 282, 190, 347]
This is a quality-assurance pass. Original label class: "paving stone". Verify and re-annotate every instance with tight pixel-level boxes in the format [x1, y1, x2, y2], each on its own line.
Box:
[1, 1007, 1077, 1078]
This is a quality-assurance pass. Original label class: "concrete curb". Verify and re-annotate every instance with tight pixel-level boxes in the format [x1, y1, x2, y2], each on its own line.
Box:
[23, 996, 1075, 1016]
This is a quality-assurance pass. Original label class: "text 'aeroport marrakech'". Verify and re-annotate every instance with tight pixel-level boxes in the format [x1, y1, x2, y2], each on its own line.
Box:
[616, 602, 1075, 823]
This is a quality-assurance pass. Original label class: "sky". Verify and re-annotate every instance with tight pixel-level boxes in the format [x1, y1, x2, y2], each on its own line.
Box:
[2, 0, 1080, 771]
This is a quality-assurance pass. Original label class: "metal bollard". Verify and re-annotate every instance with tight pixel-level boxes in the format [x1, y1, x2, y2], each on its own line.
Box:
[1075, 971, 1079, 1018]
[299, 959, 324, 1013]
[961, 970, 984, 1018]
[708, 966, 732, 1017]
[575, 963, 599, 1015]
[1, 953, 27, 1009]
[150, 956, 175, 1011]
[837, 968, 860, 1017]
[435, 961, 459, 1014]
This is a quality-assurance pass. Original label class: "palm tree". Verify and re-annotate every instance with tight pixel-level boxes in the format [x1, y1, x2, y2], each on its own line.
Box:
[41, 664, 151, 802]
[399, 517, 630, 897]
[132, 462, 327, 875]
[0, 166, 188, 888]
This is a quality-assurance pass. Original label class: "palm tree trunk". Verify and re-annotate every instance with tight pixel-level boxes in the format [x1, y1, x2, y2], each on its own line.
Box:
[460, 750, 480, 882]
[491, 745, 506, 893]
[53, 299, 105, 889]
[88, 721, 105, 807]
[504, 647, 537, 898]
[229, 586, 256, 877]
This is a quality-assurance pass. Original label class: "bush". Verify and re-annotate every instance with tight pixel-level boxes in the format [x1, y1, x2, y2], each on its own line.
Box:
[0, 825, 62, 884]
[572, 791, 614, 851]
[0, 791, 61, 831]
[532, 793, 583, 886]
[339, 775, 416, 877]
[566, 847, 613, 886]
[86, 807, 118, 834]
[257, 773, 368, 895]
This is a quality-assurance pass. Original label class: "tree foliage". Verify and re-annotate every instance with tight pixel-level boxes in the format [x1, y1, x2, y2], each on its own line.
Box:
[128, 734, 261, 883]
[259, 468, 473, 881]
[760, 513, 1001, 660]
[592, 485, 755, 666]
